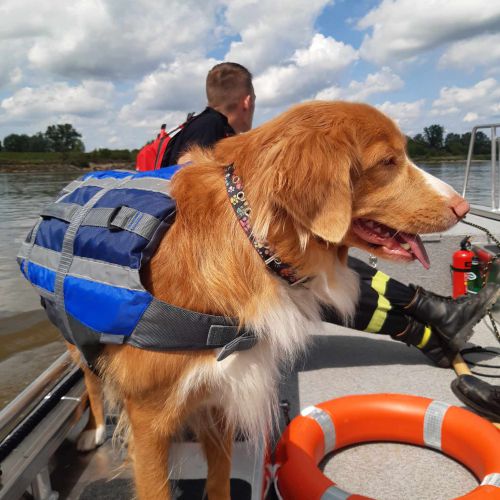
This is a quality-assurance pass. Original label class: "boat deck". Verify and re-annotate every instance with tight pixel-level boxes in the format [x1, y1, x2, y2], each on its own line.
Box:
[9, 213, 500, 499]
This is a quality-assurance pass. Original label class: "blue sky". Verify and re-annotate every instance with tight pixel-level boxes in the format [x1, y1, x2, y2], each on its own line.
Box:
[1, 0, 500, 150]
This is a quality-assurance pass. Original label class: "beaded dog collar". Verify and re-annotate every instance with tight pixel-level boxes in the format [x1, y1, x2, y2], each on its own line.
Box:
[224, 165, 308, 286]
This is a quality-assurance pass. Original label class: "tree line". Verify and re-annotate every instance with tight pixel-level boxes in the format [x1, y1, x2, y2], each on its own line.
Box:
[407, 125, 491, 158]
[0, 124, 85, 153]
[0, 123, 493, 159]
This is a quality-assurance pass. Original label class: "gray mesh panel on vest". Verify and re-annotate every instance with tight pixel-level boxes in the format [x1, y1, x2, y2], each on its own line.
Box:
[129, 298, 242, 351]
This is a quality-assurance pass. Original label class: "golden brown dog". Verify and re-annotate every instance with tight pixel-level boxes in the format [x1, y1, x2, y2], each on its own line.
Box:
[70, 101, 469, 499]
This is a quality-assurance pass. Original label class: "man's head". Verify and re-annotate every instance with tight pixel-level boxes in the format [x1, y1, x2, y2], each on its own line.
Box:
[206, 62, 255, 133]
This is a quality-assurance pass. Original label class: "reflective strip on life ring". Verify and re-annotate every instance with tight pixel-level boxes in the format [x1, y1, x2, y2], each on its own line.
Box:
[275, 394, 500, 500]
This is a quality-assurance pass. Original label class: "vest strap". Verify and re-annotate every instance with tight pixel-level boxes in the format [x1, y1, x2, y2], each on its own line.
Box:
[40, 202, 80, 222]
[41, 202, 163, 241]
[129, 298, 257, 361]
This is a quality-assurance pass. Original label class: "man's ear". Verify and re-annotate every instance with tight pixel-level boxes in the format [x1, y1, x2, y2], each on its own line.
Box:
[242, 94, 250, 110]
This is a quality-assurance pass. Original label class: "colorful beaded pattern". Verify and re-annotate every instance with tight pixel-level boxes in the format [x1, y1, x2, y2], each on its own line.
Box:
[224, 165, 306, 285]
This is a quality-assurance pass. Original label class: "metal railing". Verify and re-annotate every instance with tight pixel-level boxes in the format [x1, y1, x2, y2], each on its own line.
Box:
[0, 352, 73, 440]
[0, 352, 86, 500]
[462, 123, 500, 211]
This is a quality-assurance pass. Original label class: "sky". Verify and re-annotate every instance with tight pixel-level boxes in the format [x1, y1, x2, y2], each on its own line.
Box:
[1, 0, 500, 151]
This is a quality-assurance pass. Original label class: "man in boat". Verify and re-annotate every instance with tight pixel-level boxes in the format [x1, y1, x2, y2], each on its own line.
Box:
[160, 61, 499, 370]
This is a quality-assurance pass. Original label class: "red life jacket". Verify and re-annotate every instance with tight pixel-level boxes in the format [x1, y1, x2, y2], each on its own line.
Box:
[135, 113, 195, 171]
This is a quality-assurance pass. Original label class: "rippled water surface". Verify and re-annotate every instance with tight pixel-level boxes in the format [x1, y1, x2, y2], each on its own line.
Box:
[0, 170, 80, 318]
[1, 161, 497, 319]
[0, 161, 496, 406]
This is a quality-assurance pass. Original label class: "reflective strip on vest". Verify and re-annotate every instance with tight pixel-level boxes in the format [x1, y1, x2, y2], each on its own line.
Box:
[20, 243, 146, 291]
[59, 167, 178, 199]
[18, 167, 257, 366]
[301, 406, 336, 455]
[423, 400, 450, 450]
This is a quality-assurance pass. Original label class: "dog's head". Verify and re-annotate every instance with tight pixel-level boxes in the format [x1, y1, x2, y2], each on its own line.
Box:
[215, 101, 468, 269]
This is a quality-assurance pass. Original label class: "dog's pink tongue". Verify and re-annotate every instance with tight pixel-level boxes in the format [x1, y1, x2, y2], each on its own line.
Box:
[400, 233, 430, 269]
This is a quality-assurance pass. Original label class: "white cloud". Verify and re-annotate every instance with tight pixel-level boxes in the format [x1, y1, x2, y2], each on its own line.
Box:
[254, 34, 358, 107]
[9, 68, 23, 85]
[358, 0, 500, 65]
[0, 0, 221, 81]
[376, 99, 426, 132]
[118, 58, 218, 130]
[315, 86, 343, 101]
[223, 0, 332, 73]
[463, 112, 479, 123]
[316, 66, 403, 102]
[2, 0, 500, 151]
[439, 33, 500, 70]
[431, 78, 500, 123]
[1, 81, 115, 120]
[0, 40, 29, 90]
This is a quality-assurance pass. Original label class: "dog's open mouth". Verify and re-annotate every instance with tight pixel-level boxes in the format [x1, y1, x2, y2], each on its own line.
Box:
[352, 219, 430, 269]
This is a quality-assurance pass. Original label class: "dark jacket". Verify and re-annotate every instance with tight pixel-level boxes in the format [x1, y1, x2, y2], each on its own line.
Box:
[161, 107, 235, 167]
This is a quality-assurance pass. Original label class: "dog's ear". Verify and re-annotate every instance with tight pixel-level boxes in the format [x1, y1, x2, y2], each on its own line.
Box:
[308, 148, 353, 243]
[272, 130, 355, 245]
[215, 103, 356, 244]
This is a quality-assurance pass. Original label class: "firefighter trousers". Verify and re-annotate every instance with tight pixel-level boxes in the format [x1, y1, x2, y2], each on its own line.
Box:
[323, 256, 417, 336]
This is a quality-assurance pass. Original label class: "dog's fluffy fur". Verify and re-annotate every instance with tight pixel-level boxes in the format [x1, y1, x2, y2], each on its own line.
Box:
[70, 101, 467, 499]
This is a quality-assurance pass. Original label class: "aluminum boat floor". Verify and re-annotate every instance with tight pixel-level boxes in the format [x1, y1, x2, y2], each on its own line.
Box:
[280, 320, 498, 500]
[46, 218, 500, 500]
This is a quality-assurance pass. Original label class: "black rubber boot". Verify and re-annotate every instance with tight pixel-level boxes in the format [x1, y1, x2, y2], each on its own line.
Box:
[405, 283, 500, 355]
[391, 319, 452, 368]
[451, 374, 500, 421]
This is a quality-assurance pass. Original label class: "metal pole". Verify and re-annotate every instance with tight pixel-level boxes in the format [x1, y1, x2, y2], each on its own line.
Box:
[491, 127, 496, 210]
[462, 127, 477, 198]
[497, 137, 500, 211]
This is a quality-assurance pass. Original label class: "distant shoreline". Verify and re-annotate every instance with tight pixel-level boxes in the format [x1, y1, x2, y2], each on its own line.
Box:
[0, 161, 133, 173]
[1, 157, 492, 172]
[412, 156, 490, 164]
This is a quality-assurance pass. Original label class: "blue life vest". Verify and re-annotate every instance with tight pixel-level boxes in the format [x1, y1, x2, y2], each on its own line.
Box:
[18, 167, 256, 367]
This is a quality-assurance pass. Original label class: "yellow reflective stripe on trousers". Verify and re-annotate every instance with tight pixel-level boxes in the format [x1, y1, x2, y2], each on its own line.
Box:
[365, 271, 391, 333]
[417, 326, 432, 349]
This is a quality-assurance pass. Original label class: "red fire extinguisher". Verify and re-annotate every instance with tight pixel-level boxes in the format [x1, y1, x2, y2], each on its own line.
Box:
[451, 236, 474, 298]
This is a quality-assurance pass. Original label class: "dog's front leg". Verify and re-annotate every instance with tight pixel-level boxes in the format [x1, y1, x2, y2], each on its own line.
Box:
[65, 343, 106, 451]
[198, 407, 233, 500]
[77, 365, 106, 450]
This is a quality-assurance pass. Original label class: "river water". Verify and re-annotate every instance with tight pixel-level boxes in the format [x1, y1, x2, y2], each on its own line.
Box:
[0, 161, 497, 408]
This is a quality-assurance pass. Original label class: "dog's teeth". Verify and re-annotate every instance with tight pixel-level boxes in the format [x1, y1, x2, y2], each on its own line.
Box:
[401, 243, 411, 250]
[366, 221, 374, 228]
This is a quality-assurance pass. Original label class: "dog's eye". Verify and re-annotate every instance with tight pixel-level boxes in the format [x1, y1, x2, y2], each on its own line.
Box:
[381, 157, 396, 166]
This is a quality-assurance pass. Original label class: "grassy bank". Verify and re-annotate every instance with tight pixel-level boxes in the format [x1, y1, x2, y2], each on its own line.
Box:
[0, 151, 135, 172]
[1, 150, 492, 171]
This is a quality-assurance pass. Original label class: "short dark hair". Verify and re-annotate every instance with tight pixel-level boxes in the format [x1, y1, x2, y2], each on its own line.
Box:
[206, 62, 253, 113]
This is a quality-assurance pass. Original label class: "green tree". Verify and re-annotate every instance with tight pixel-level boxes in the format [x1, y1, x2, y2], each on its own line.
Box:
[3, 133, 31, 151]
[0, 139, 2, 151]
[407, 135, 429, 157]
[474, 131, 491, 155]
[28, 132, 51, 152]
[423, 124, 445, 150]
[45, 124, 85, 152]
[444, 133, 464, 155]
[456, 131, 491, 155]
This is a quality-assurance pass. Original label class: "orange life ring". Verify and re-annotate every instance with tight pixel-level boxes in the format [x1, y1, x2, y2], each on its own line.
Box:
[275, 394, 500, 500]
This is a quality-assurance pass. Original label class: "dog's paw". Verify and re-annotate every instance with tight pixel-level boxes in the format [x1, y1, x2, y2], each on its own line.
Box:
[77, 424, 106, 451]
